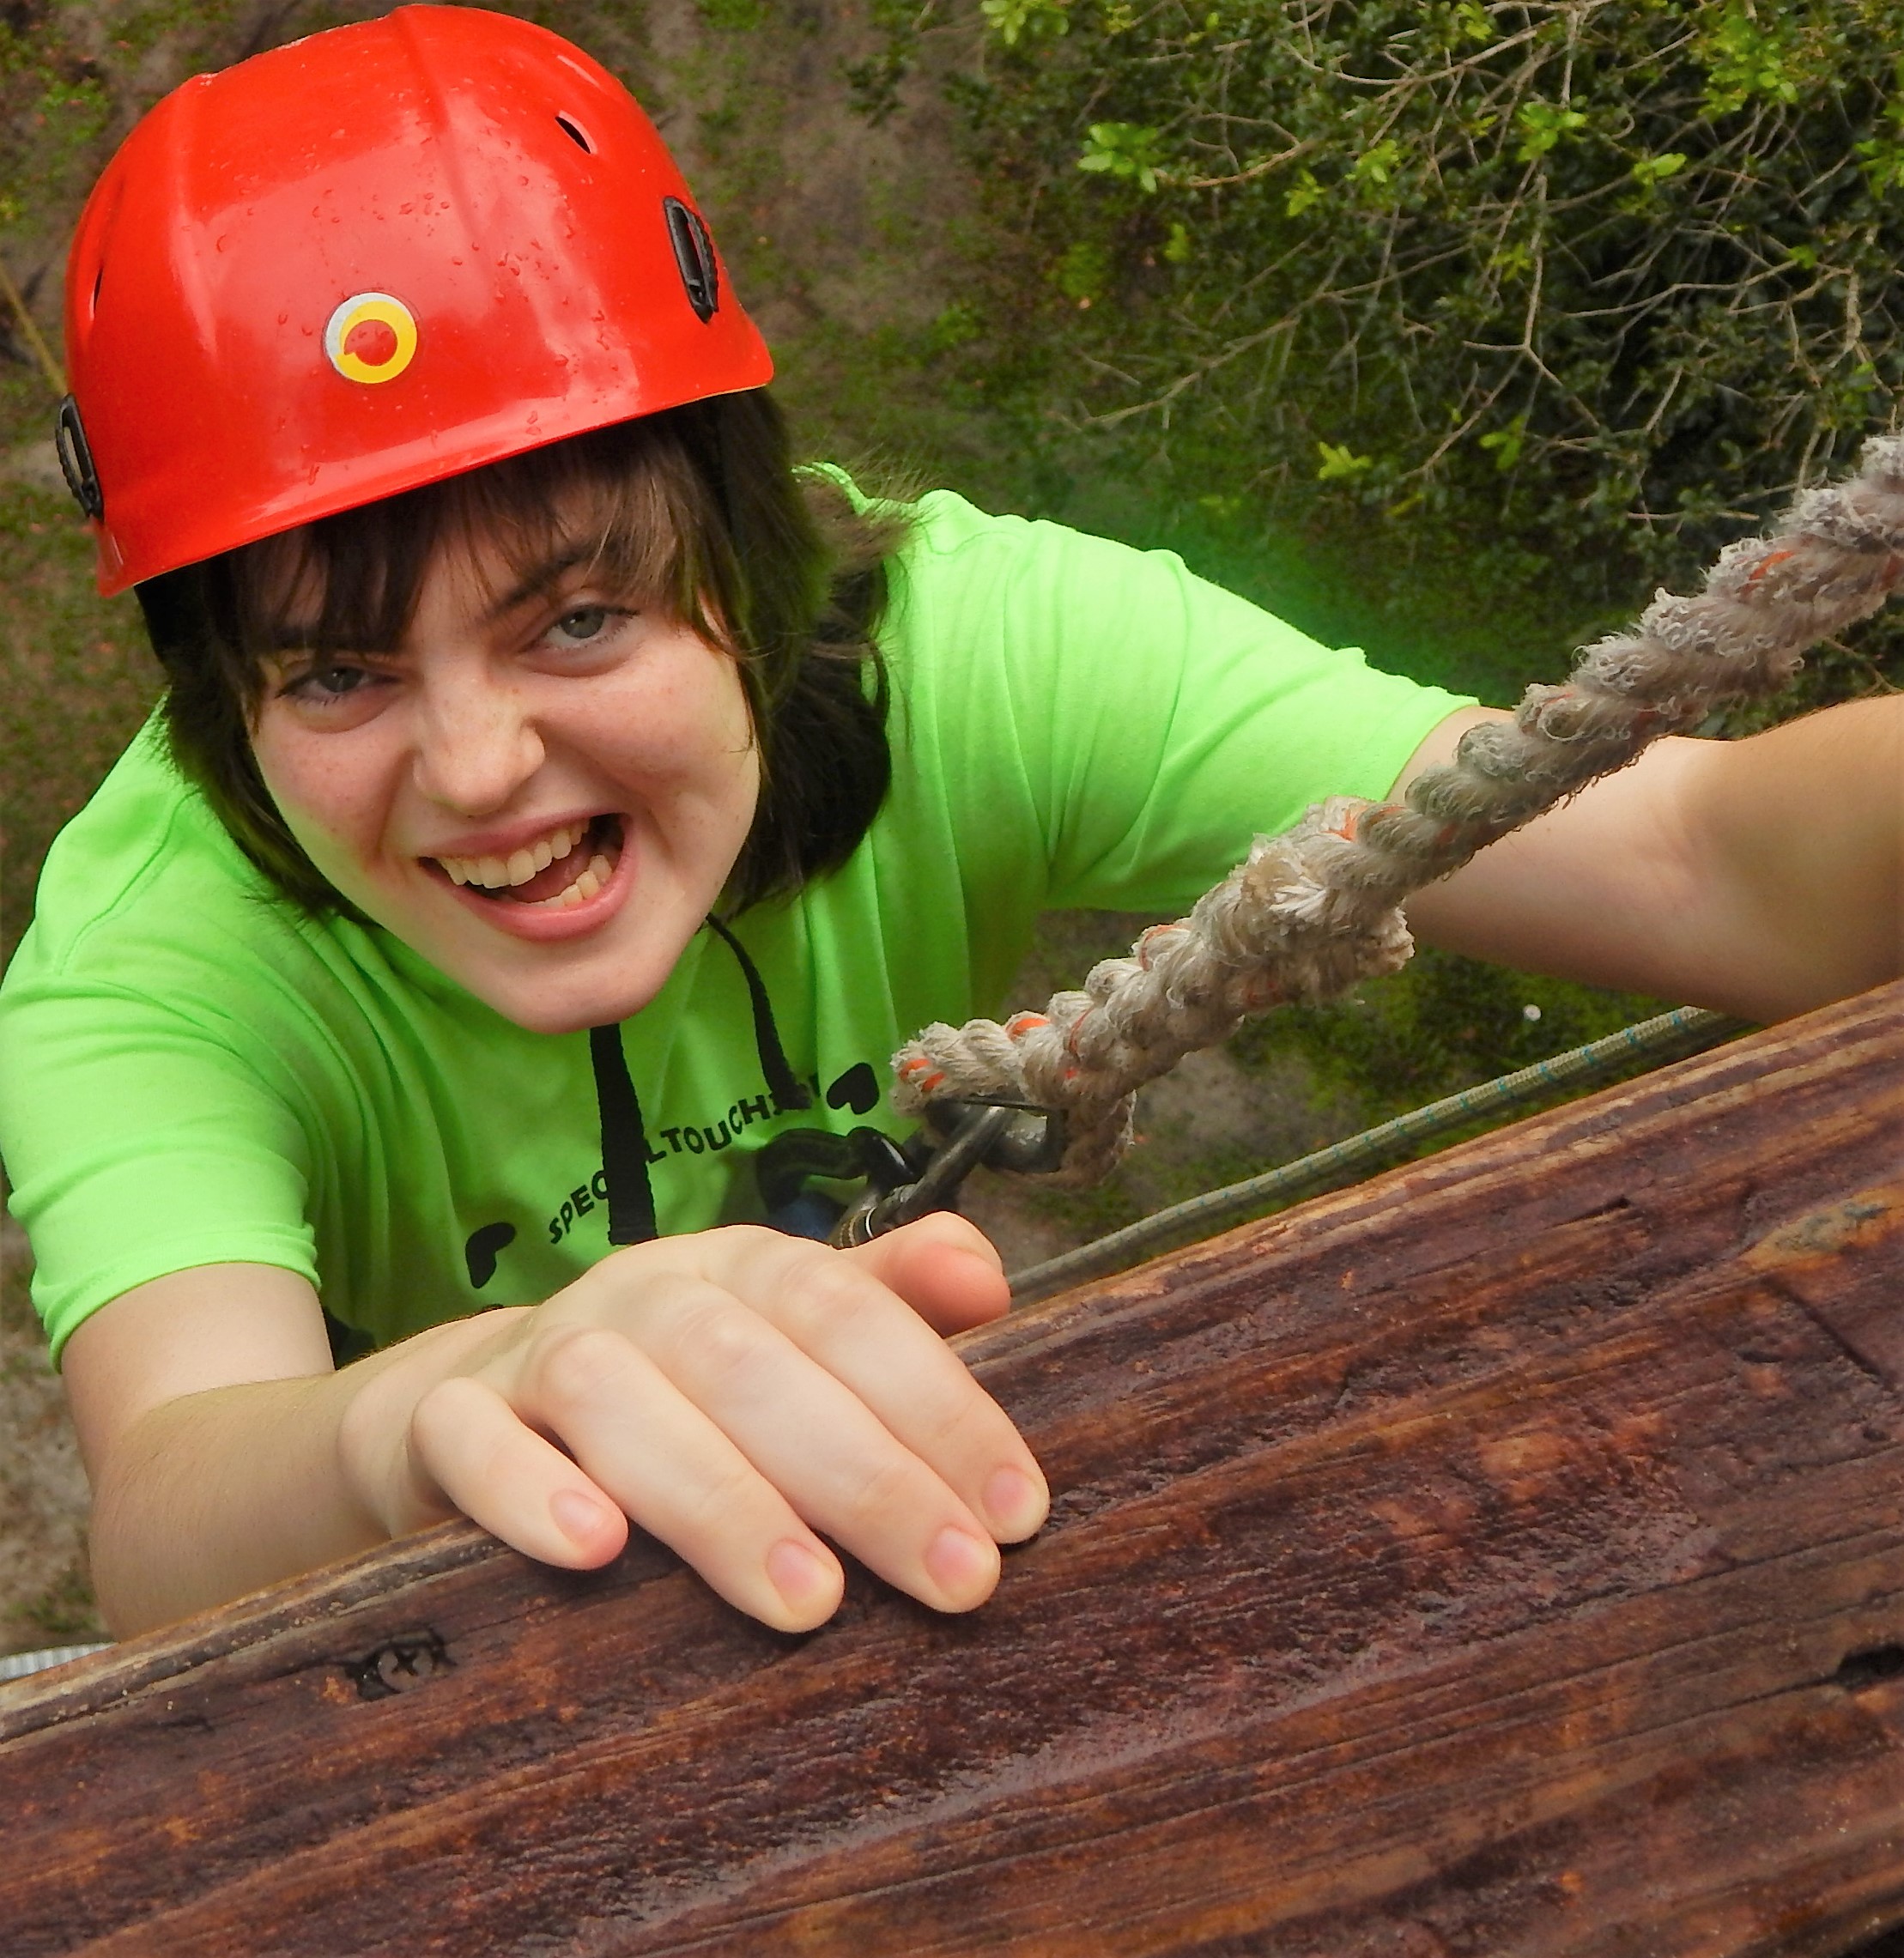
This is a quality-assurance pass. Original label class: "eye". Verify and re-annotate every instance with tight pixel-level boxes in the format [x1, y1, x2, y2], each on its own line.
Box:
[549, 605, 612, 645]
[273, 658, 391, 712]
[310, 664, 369, 695]
[282, 660, 372, 700]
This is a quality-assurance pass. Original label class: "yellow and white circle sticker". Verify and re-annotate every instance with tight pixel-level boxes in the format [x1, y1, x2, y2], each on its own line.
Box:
[324, 292, 418, 385]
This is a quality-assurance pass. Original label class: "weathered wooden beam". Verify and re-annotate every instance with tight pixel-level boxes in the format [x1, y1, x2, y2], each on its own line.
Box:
[2, 981, 1901, 1957]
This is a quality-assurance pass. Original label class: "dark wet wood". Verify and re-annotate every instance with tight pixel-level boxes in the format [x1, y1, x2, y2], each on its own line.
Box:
[3, 980, 1902, 1957]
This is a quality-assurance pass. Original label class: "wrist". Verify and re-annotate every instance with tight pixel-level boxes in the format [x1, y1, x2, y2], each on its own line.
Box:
[334, 1307, 531, 1538]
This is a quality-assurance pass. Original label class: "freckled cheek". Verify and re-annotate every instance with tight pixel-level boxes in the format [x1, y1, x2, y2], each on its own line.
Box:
[595, 663, 758, 808]
[251, 728, 402, 876]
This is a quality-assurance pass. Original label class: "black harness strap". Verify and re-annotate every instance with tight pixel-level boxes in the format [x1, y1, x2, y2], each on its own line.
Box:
[587, 916, 812, 1245]
[588, 1023, 658, 1246]
[703, 913, 813, 1113]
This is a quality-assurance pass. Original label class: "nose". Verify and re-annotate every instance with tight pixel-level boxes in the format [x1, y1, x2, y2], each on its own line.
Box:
[409, 668, 545, 815]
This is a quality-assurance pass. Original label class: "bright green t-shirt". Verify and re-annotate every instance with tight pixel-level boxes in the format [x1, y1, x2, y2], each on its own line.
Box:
[0, 490, 1468, 1360]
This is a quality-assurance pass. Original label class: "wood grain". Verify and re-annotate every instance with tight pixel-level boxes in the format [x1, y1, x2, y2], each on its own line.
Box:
[2, 980, 1901, 1957]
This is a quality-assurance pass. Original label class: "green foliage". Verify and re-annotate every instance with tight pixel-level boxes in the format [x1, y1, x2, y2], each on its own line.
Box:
[1513, 101, 1588, 163]
[861, 0, 1904, 706]
[1232, 947, 1675, 1130]
[1315, 440, 1373, 481]
[1695, 1, 1813, 113]
[696, 0, 769, 27]
[981, 0, 1070, 45]
[1630, 149, 1689, 188]
[0, 482, 154, 965]
[7, 1561, 102, 1645]
[1052, 236, 1111, 300]
[1076, 120, 1164, 191]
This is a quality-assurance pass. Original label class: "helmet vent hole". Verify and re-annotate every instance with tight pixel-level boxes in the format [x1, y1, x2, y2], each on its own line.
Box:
[88, 265, 102, 321]
[555, 113, 594, 154]
[664, 197, 719, 323]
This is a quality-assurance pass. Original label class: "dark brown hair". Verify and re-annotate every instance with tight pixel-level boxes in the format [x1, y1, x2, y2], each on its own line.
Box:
[135, 390, 903, 916]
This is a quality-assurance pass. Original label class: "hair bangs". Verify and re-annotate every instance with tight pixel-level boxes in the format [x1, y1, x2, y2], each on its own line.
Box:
[226, 420, 724, 685]
[138, 390, 902, 919]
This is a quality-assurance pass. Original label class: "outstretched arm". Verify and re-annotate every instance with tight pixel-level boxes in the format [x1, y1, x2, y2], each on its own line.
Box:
[62, 1216, 1045, 1638]
[1397, 695, 1903, 1021]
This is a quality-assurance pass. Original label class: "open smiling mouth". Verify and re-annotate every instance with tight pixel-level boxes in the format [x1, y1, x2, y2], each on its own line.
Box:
[429, 815, 624, 911]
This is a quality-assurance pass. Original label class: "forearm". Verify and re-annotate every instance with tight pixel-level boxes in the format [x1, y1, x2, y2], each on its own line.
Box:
[1671, 695, 1902, 1015]
[1401, 700, 1903, 1021]
[87, 1311, 517, 1636]
[88, 1370, 378, 1634]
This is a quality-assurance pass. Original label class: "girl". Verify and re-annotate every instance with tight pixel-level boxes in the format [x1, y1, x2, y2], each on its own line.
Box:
[3, 7, 1896, 1640]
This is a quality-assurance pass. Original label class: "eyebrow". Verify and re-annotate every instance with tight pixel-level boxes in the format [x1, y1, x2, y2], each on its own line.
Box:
[262, 545, 609, 652]
[479, 547, 601, 624]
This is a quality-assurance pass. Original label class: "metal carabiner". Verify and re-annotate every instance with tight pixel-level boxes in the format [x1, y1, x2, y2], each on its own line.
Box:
[829, 1099, 1068, 1247]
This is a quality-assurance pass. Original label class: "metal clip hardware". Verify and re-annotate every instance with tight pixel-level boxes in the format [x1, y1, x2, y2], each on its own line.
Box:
[829, 1100, 1067, 1247]
[754, 1101, 1067, 1247]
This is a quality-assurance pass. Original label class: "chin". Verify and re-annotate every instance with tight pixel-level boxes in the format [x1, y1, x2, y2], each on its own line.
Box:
[453, 940, 680, 1038]
[496, 993, 647, 1038]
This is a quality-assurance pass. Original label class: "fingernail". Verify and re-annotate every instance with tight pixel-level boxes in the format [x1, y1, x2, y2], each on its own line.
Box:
[983, 1464, 1048, 1540]
[549, 1486, 616, 1548]
[925, 1524, 998, 1602]
[767, 1538, 837, 1616]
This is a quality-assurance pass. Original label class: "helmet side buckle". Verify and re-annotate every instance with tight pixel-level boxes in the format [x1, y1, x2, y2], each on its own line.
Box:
[55, 396, 103, 520]
[664, 197, 719, 323]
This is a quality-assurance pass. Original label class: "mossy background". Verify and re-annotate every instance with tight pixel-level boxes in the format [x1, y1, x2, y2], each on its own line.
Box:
[0, 0, 1883, 1649]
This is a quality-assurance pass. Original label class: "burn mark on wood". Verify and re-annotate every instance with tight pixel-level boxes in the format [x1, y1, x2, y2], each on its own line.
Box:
[1834, 1646, 1904, 1694]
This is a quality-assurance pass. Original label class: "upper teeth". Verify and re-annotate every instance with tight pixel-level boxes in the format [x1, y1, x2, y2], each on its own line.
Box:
[437, 820, 590, 889]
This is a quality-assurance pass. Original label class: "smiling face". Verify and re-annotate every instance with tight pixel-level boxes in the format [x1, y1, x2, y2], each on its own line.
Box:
[247, 518, 761, 1034]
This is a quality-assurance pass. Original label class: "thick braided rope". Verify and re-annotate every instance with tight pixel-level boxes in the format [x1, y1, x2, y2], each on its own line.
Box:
[894, 433, 1904, 1184]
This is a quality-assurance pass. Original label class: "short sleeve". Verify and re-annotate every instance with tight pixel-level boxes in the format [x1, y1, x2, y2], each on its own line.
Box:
[888, 494, 1473, 918]
[0, 958, 321, 1362]
[0, 730, 327, 1361]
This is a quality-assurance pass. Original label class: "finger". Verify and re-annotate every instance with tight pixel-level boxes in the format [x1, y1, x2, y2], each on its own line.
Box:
[409, 1373, 629, 1568]
[845, 1212, 1011, 1336]
[721, 1230, 1049, 1547]
[636, 1270, 1021, 1610]
[505, 1322, 846, 1631]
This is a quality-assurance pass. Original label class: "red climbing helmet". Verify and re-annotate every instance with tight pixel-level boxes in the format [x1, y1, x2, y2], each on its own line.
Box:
[58, 5, 772, 594]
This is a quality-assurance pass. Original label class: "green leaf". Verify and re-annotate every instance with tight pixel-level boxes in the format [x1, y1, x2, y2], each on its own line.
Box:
[1284, 167, 1324, 217]
[1697, 2, 1806, 115]
[1351, 138, 1402, 187]
[1514, 101, 1588, 163]
[1077, 121, 1165, 193]
[1856, 130, 1904, 195]
[1630, 150, 1688, 187]
[1478, 415, 1528, 471]
[1453, 0, 1493, 44]
[1316, 440, 1375, 481]
[1163, 220, 1192, 264]
[981, 0, 1070, 47]
[1052, 239, 1111, 301]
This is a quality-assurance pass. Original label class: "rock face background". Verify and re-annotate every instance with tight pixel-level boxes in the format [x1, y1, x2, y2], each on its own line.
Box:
[0, 0, 1664, 1654]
